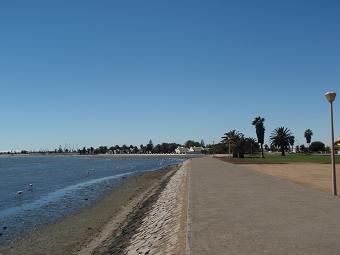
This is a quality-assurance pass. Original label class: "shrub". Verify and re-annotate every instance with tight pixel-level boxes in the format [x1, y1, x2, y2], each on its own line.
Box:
[309, 141, 326, 152]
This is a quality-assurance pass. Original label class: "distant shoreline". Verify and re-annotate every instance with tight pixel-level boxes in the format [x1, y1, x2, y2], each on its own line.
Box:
[0, 153, 204, 158]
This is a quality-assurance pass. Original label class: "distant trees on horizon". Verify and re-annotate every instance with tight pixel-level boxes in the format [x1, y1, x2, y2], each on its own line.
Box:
[76, 139, 205, 155]
[184, 140, 202, 148]
[2, 120, 325, 157]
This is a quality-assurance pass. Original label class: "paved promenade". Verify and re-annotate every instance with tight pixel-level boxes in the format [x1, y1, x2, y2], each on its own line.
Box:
[188, 157, 340, 254]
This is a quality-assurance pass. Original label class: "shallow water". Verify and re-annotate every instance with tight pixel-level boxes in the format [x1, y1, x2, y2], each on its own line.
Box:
[0, 155, 184, 244]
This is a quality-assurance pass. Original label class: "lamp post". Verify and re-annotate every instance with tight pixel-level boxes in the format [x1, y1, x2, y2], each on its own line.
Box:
[325, 91, 337, 196]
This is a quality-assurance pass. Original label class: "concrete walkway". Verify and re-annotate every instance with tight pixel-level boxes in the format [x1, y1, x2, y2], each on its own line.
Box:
[188, 157, 340, 255]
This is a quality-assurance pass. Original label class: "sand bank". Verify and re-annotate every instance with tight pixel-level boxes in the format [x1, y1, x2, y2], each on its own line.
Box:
[0, 164, 183, 255]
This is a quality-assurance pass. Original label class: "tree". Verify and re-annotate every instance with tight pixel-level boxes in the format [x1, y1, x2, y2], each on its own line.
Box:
[295, 145, 300, 153]
[146, 140, 154, 153]
[309, 141, 325, 152]
[304, 129, 313, 146]
[222, 130, 239, 157]
[140, 144, 145, 154]
[206, 143, 228, 154]
[184, 140, 201, 148]
[98, 146, 108, 154]
[264, 144, 269, 151]
[132, 146, 139, 154]
[288, 136, 295, 152]
[270, 127, 294, 156]
[80, 147, 87, 155]
[270, 144, 277, 152]
[222, 130, 248, 158]
[121, 144, 128, 153]
[152, 143, 179, 154]
[252, 116, 265, 158]
[200, 139, 205, 147]
[245, 137, 258, 155]
[299, 144, 306, 153]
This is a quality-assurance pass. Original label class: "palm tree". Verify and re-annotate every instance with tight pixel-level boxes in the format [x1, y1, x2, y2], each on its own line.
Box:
[222, 130, 239, 156]
[245, 137, 257, 155]
[222, 130, 246, 158]
[288, 136, 295, 152]
[270, 127, 293, 156]
[304, 129, 313, 147]
[252, 116, 265, 158]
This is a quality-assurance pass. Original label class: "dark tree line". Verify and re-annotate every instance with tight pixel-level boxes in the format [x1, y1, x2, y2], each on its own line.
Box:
[76, 139, 204, 155]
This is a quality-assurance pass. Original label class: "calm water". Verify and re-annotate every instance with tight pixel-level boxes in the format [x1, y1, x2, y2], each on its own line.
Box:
[0, 155, 184, 245]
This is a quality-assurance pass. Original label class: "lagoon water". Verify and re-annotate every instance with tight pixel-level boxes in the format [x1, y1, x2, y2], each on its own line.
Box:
[0, 155, 184, 245]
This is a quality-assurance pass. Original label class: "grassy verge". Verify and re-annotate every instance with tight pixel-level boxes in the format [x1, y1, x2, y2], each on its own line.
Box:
[217, 153, 340, 164]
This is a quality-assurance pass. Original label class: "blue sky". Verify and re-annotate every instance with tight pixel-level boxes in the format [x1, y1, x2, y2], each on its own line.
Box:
[0, 0, 339, 151]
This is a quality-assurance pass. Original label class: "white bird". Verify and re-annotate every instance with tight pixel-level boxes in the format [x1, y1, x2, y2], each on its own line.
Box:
[16, 191, 23, 196]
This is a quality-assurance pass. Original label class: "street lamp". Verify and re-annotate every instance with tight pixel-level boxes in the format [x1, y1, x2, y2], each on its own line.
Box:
[325, 91, 337, 196]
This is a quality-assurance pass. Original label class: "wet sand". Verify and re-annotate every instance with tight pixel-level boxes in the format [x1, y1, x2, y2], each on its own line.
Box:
[0, 164, 182, 255]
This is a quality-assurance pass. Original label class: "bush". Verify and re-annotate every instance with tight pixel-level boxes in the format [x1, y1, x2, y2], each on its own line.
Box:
[309, 141, 326, 152]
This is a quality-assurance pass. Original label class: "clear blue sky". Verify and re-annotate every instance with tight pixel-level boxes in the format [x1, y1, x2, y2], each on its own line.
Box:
[0, 0, 339, 151]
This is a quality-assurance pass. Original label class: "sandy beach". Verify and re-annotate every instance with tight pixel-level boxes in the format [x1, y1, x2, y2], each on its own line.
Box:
[0, 163, 186, 255]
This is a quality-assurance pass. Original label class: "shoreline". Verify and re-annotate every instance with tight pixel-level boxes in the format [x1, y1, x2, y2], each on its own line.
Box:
[90, 159, 190, 255]
[0, 153, 203, 158]
[0, 163, 183, 255]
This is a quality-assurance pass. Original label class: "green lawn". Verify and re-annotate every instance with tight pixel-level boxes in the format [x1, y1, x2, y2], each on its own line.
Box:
[218, 153, 340, 164]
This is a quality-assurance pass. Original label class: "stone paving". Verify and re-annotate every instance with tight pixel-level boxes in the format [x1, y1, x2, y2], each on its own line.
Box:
[123, 160, 189, 255]
[188, 157, 340, 255]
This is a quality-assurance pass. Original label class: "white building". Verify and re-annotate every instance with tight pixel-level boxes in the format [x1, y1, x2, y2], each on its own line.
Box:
[175, 147, 189, 154]
[188, 146, 204, 154]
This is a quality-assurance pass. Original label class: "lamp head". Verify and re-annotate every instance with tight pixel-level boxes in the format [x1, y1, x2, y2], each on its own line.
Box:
[325, 91, 336, 103]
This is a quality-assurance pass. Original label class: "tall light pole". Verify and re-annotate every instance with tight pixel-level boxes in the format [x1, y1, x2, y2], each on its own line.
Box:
[325, 91, 337, 196]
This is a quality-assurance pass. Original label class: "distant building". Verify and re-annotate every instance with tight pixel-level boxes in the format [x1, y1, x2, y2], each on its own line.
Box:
[175, 147, 189, 154]
[188, 146, 204, 154]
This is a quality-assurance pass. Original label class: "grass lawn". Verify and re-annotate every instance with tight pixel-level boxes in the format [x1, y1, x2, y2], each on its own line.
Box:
[218, 153, 340, 164]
